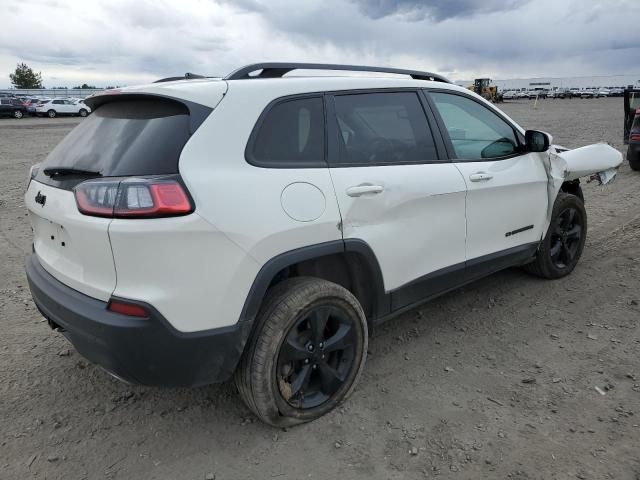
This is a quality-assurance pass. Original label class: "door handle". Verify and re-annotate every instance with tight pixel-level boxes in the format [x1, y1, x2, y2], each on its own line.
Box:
[469, 172, 494, 182]
[346, 184, 384, 197]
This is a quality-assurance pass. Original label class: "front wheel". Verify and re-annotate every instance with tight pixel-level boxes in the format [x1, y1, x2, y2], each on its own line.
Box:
[235, 277, 368, 427]
[47, 109, 56, 118]
[79, 109, 88, 117]
[13, 110, 23, 119]
[523, 193, 587, 279]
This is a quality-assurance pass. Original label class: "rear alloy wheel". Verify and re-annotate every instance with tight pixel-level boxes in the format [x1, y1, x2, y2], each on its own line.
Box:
[13, 110, 23, 119]
[79, 109, 88, 117]
[523, 193, 587, 279]
[47, 109, 56, 118]
[235, 277, 368, 427]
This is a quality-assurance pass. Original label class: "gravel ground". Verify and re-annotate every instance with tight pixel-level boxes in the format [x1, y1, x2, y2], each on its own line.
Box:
[1, 98, 639, 480]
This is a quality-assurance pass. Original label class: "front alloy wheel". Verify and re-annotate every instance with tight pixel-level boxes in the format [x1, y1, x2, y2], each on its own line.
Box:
[523, 192, 587, 279]
[549, 207, 583, 269]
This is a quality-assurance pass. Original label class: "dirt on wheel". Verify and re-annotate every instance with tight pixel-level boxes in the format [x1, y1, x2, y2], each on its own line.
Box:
[1, 99, 639, 479]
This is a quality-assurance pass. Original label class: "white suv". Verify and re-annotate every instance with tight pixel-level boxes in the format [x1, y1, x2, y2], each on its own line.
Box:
[25, 63, 622, 426]
[35, 98, 91, 117]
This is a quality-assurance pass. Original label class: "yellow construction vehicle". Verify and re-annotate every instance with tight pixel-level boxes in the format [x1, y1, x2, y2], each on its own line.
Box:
[468, 78, 501, 102]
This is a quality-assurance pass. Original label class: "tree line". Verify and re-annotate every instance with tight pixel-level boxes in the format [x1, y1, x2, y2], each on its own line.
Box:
[8, 62, 116, 89]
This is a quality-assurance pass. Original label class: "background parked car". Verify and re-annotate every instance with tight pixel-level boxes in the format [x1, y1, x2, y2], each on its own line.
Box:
[35, 98, 92, 118]
[0, 97, 26, 119]
[528, 90, 548, 99]
[581, 90, 595, 99]
[502, 90, 518, 100]
[597, 89, 610, 98]
[555, 88, 573, 99]
[22, 98, 44, 115]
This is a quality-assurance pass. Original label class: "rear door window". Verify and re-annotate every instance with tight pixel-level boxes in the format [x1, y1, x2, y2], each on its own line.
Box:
[248, 96, 325, 167]
[36, 98, 193, 187]
[330, 92, 439, 166]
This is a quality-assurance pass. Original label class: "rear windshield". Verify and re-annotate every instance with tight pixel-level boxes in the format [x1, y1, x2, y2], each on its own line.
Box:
[36, 98, 191, 184]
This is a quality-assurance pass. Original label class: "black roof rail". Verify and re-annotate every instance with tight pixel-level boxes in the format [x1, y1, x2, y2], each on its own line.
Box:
[154, 72, 208, 83]
[224, 62, 451, 83]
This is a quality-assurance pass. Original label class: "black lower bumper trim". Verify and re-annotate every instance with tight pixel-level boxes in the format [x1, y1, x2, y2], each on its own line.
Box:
[25, 254, 251, 387]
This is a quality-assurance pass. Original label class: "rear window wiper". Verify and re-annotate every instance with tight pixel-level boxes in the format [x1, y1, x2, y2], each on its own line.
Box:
[43, 167, 102, 178]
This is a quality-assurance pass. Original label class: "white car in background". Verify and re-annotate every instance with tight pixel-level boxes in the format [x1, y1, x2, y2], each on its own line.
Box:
[35, 98, 91, 118]
[596, 89, 610, 98]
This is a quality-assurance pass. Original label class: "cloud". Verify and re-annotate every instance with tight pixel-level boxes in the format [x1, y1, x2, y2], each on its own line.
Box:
[0, 0, 639, 88]
[350, 0, 530, 22]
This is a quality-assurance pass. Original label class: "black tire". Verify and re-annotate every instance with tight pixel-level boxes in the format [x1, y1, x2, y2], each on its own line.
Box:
[47, 109, 56, 118]
[235, 277, 368, 427]
[13, 110, 23, 119]
[79, 108, 88, 117]
[523, 193, 587, 279]
[628, 146, 640, 171]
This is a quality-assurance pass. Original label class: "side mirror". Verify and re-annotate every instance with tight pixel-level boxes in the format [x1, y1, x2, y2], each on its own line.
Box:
[525, 130, 551, 152]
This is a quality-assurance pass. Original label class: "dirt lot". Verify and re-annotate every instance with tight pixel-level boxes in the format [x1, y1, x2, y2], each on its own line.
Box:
[1, 98, 639, 480]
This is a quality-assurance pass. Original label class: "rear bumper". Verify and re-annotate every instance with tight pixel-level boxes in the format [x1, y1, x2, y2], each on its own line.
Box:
[628, 143, 640, 161]
[25, 253, 251, 387]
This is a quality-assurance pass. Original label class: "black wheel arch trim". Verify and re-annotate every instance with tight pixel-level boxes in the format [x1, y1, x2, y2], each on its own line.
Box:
[238, 239, 388, 326]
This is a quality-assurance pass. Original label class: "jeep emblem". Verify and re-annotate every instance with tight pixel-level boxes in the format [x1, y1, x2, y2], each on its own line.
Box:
[35, 191, 46, 206]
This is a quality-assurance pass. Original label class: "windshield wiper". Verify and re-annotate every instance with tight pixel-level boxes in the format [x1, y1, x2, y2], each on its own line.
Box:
[43, 167, 102, 178]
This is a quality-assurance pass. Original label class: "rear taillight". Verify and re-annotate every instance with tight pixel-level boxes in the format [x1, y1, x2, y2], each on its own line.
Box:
[107, 299, 148, 317]
[74, 176, 193, 218]
[631, 133, 640, 142]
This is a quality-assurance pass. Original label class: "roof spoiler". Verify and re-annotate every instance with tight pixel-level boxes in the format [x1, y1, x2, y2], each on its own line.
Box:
[154, 73, 209, 83]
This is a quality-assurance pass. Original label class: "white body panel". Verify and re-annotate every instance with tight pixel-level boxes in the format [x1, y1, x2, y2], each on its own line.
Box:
[329, 164, 467, 290]
[453, 153, 549, 260]
[108, 213, 260, 332]
[25, 180, 116, 301]
[178, 80, 344, 265]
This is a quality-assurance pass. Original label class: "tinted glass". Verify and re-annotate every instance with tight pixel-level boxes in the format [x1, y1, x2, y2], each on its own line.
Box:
[36, 98, 191, 185]
[332, 92, 438, 165]
[251, 97, 324, 166]
[430, 92, 518, 160]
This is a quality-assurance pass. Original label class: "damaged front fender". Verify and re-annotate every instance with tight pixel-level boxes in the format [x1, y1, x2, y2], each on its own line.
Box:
[551, 143, 623, 183]
[541, 142, 623, 232]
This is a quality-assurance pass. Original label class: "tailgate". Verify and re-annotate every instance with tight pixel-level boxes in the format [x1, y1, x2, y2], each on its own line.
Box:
[25, 180, 116, 301]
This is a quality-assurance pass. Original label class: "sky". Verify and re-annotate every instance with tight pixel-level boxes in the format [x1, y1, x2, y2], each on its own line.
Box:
[1, 0, 639, 88]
